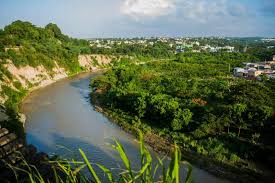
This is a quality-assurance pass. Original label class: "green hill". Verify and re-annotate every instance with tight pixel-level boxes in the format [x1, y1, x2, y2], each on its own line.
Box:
[0, 21, 93, 137]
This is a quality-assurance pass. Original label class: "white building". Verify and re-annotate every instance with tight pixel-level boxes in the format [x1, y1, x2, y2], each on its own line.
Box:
[234, 68, 247, 77]
[248, 68, 262, 78]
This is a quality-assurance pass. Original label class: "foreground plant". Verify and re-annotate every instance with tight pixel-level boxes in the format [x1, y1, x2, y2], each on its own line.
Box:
[7, 132, 192, 183]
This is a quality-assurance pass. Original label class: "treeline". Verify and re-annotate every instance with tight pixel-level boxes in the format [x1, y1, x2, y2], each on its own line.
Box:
[90, 41, 175, 59]
[175, 52, 258, 67]
[0, 20, 90, 73]
[91, 54, 275, 172]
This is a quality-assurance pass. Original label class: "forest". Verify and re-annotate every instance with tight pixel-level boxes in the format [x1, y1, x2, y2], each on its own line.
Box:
[0, 20, 91, 73]
[91, 52, 275, 176]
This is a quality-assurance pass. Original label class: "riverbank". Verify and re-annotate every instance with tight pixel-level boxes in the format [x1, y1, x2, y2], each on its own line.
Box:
[0, 68, 108, 141]
[90, 92, 269, 183]
[22, 71, 232, 183]
[19, 69, 107, 125]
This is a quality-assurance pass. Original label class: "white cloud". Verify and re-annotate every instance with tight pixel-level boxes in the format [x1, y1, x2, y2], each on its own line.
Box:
[120, 0, 176, 19]
[121, 0, 247, 23]
[176, 0, 230, 23]
[168, 0, 249, 24]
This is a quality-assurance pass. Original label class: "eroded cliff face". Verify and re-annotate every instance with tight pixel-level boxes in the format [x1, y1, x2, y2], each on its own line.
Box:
[78, 54, 118, 71]
[0, 54, 114, 106]
[4, 60, 67, 89]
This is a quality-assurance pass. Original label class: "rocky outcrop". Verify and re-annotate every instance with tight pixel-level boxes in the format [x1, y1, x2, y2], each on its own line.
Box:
[0, 127, 55, 183]
[0, 127, 24, 163]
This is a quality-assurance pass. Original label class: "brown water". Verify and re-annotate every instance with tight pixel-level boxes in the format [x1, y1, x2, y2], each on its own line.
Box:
[22, 72, 230, 182]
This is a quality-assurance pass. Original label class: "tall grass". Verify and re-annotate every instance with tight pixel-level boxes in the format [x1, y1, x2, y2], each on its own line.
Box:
[6, 132, 192, 183]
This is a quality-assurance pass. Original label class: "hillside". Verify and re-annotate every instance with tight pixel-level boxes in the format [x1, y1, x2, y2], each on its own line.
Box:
[0, 21, 114, 137]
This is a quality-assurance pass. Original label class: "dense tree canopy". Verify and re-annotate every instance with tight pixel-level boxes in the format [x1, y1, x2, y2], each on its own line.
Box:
[91, 54, 275, 171]
[0, 20, 90, 73]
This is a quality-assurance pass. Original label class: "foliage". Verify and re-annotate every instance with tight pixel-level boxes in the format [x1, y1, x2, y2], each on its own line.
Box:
[1, 85, 26, 112]
[90, 41, 175, 59]
[0, 20, 93, 137]
[91, 54, 275, 170]
[0, 20, 91, 73]
[6, 132, 192, 183]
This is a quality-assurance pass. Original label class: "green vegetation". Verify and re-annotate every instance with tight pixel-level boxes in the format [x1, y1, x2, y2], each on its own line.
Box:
[91, 52, 275, 176]
[0, 105, 25, 138]
[0, 21, 92, 137]
[0, 21, 193, 183]
[90, 41, 175, 59]
[6, 132, 191, 183]
[1, 20, 275, 181]
[0, 20, 91, 73]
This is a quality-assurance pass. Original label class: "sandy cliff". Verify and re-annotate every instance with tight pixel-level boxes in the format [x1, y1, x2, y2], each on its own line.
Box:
[0, 54, 114, 105]
[78, 54, 118, 71]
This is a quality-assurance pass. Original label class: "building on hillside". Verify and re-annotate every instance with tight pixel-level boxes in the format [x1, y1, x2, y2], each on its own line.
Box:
[248, 68, 262, 78]
[176, 45, 185, 53]
[234, 67, 247, 77]
[224, 46, 235, 52]
[244, 63, 258, 69]
[235, 55, 275, 80]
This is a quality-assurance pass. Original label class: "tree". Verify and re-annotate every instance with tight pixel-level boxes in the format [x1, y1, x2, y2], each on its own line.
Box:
[171, 109, 193, 131]
[231, 103, 247, 137]
[134, 92, 148, 118]
[45, 23, 69, 42]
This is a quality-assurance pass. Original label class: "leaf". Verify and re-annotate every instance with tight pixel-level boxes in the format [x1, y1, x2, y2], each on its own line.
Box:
[113, 140, 133, 179]
[79, 149, 101, 183]
[96, 163, 115, 183]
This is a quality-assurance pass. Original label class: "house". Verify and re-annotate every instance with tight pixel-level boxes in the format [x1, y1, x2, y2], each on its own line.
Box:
[245, 63, 258, 69]
[266, 55, 275, 65]
[248, 68, 262, 78]
[234, 67, 247, 77]
[234, 55, 275, 79]
[264, 65, 271, 70]
[176, 45, 184, 53]
[224, 46, 234, 52]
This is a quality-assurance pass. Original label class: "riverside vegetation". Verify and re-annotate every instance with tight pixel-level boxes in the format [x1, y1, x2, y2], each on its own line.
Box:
[0, 20, 92, 139]
[91, 52, 275, 181]
[0, 21, 192, 182]
[1, 20, 275, 182]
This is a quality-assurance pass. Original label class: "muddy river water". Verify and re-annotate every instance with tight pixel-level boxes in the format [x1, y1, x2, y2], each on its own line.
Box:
[22, 72, 229, 182]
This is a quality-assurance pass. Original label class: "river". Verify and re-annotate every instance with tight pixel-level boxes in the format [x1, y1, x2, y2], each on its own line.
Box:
[21, 72, 230, 182]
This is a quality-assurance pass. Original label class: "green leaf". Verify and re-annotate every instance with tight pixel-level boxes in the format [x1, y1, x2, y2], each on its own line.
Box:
[96, 163, 115, 183]
[79, 149, 101, 183]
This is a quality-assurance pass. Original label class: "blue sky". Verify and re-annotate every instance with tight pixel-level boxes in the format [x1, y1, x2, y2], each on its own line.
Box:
[0, 0, 275, 38]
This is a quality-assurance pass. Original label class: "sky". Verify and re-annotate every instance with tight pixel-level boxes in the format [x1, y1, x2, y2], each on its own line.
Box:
[0, 0, 275, 38]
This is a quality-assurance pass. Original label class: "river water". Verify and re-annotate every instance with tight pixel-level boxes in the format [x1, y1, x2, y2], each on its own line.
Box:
[21, 72, 229, 182]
